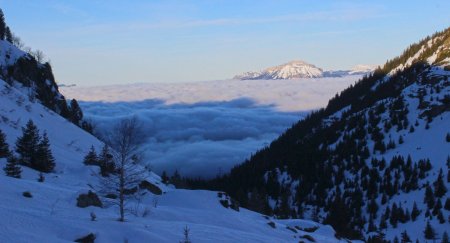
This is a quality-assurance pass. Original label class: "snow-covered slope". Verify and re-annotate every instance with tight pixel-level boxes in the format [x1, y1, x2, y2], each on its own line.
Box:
[0, 80, 347, 242]
[217, 28, 450, 242]
[0, 40, 77, 126]
[234, 60, 376, 80]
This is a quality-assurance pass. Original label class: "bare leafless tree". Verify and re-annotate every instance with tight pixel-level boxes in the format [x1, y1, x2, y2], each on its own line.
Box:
[99, 117, 146, 222]
[32, 49, 45, 63]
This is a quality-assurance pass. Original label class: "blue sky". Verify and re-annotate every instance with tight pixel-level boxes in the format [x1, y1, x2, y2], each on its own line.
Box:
[1, 0, 449, 86]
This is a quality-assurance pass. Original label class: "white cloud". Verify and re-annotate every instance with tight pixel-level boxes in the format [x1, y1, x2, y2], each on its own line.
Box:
[62, 77, 360, 178]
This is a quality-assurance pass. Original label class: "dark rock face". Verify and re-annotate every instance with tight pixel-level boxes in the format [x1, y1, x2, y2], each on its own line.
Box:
[139, 180, 162, 195]
[74, 233, 96, 243]
[76, 191, 102, 208]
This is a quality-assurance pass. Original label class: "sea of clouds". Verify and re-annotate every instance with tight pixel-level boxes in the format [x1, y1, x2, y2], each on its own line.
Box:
[61, 77, 360, 178]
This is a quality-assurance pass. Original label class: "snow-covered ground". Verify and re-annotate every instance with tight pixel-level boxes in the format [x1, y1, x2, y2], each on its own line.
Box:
[61, 76, 361, 178]
[0, 79, 346, 243]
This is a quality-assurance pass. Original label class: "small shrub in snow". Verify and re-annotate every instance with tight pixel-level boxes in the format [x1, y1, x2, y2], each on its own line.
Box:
[37, 172, 45, 182]
[267, 221, 276, 228]
[76, 191, 102, 208]
[180, 226, 192, 243]
[219, 199, 229, 208]
[90, 212, 96, 221]
[22, 191, 32, 198]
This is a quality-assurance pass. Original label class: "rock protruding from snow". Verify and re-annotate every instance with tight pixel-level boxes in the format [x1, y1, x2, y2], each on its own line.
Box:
[234, 60, 377, 80]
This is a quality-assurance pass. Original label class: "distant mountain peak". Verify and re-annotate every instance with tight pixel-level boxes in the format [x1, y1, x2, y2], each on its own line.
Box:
[234, 60, 376, 80]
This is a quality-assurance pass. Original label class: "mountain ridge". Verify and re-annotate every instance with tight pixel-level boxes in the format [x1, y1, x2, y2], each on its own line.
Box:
[196, 27, 450, 242]
[234, 60, 377, 80]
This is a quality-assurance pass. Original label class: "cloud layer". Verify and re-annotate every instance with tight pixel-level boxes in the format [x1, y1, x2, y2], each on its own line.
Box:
[62, 77, 360, 178]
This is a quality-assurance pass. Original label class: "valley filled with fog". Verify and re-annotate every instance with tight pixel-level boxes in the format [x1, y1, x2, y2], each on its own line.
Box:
[61, 76, 360, 178]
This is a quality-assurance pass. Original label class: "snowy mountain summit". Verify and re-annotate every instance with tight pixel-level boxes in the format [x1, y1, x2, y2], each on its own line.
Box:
[234, 60, 324, 80]
[234, 60, 376, 80]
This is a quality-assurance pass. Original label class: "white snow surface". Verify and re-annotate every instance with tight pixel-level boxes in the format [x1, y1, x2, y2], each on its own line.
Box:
[0, 79, 346, 243]
[61, 76, 361, 178]
[0, 40, 28, 67]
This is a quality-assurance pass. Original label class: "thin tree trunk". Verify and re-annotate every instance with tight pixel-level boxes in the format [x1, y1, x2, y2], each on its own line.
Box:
[119, 166, 125, 221]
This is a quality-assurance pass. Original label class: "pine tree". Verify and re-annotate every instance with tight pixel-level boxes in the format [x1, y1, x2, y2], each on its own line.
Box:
[368, 197, 379, 218]
[433, 199, 442, 216]
[378, 215, 387, 230]
[15, 120, 40, 166]
[0, 9, 6, 40]
[442, 232, 449, 243]
[367, 215, 377, 232]
[411, 201, 421, 221]
[424, 221, 435, 240]
[437, 209, 445, 224]
[5, 26, 12, 43]
[161, 171, 169, 184]
[3, 155, 21, 178]
[401, 230, 411, 243]
[33, 132, 55, 172]
[424, 185, 435, 209]
[98, 144, 115, 176]
[445, 198, 450, 211]
[69, 99, 83, 125]
[0, 129, 10, 158]
[83, 145, 98, 166]
[393, 236, 399, 243]
[434, 169, 447, 198]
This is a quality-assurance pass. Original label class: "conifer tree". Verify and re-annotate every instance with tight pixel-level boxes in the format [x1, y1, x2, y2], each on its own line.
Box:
[445, 198, 450, 211]
[367, 197, 379, 218]
[0, 9, 6, 40]
[400, 230, 411, 243]
[5, 26, 12, 43]
[98, 144, 115, 176]
[393, 236, 399, 243]
[69, 99, 83, 125]
[83, 145, 98, 166]
[161, 170, 169, 184]
[424, 185, 435, 209]
[437, 209, 445, 224]
[424, 221, 435, 240]
[0, 129, 10, 158]
[33, 132, 55, 172]
[3, 155, 21, 178]
[442, 232, 449, 243]
[411, 201, 421, 221]
[15, 120, 40, 166]
[367, 215, 377, 232]
[434, 169, 447, 198]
